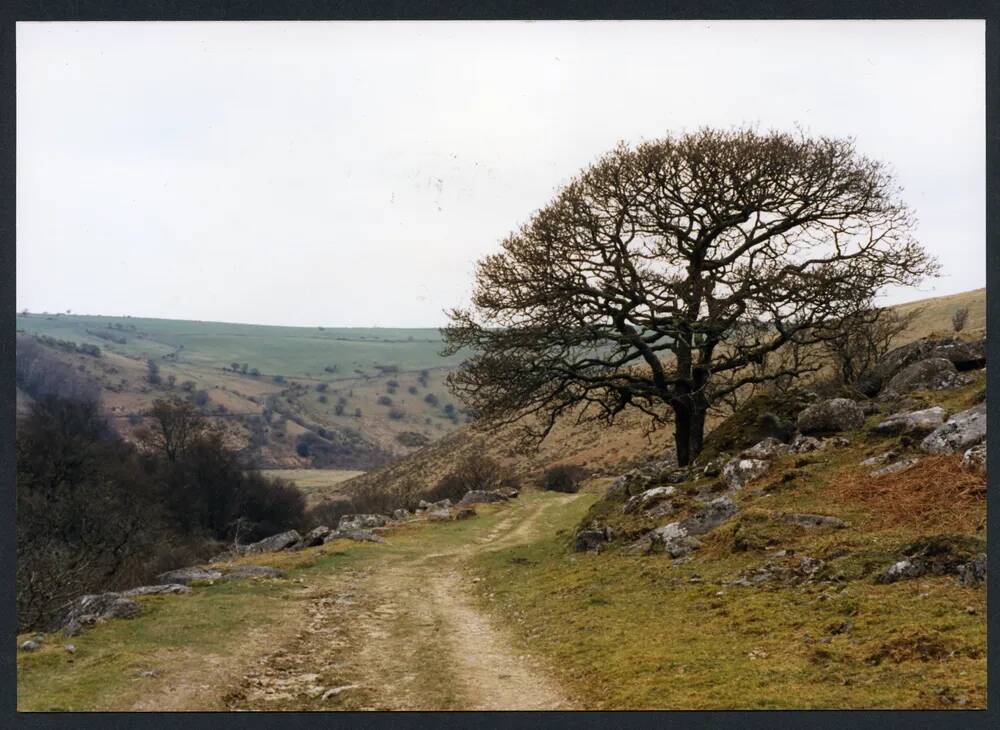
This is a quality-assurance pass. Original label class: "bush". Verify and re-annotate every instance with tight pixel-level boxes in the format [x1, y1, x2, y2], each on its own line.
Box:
[377, 395, 393, 406]
[388, 408, 405, 420]
[424, 393, 439, 406]
[424, 453, 509, 502]
[273, 375, 286, 384]
[408, 386, 418, 395]
[316, 383, 328, 392]
[146, 359, 161, 385]
[319, 394, 328, 404]
[540, 464, 586, 493]
[192, 389, 211, 407]
[952, 306, 970, 333]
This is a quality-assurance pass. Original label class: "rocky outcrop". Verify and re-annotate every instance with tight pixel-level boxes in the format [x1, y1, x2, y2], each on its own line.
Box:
[857, 336, 986, 396]
[157, 567, 224, 585]
[789, 435, 823, 454]
[920, 404, 987, 454]
[622, 486, 677, 514]
[882, 358, 967, 396]
[876, 535, 985, 585]
[244, 530, 303, 555]
[392, 508, 412, 521]
[796, 398, 865, 435]
[721, 458, 770, 490]
[325, 528, 386, 543]
[121, 584, 192, 597]
[871, 406, 948, 437]
[50, 593, 141, 634]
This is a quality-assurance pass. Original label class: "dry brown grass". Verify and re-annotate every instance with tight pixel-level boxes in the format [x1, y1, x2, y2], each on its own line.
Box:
[833, 455, 985, 532]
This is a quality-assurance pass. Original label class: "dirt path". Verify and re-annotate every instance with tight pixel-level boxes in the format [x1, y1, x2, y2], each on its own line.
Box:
[222, 493, 579, 711]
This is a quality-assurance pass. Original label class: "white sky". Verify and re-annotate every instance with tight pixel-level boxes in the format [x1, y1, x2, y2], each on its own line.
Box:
[17, 20, 985, 327]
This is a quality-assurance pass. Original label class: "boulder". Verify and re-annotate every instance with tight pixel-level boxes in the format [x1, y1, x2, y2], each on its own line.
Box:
[796, 398, 865, 435]
[121, 584, 192, 597]
[243, 529, 302, 555]
[392, 508, 412, 521]
[622, 486, 677, 514]
[962, 443, 986, 477]
[456, 490, 508, 507]
[721, 458, 771, 490]
[647, 523, 701, 558]
[876, 535, 985, 585]
[425, 509, 453, 522]
[338, 514, 390, 531]
[871, 406, 948, 437]
[681, 496, 739, 535]
[701, 456, 728, 478]
[871, 457, 920, 478]
[156, 567, 223, 585]
[574, 523, 610, 552]
[857, 336, 986, 395]
[497, 486, 520, 499]
[454, 507, 477, 520]
[299, 526, 332, 548]
[789, 435, 823, 454]
[882, 358, 966, 396]
[20, 640, 40, 652]
[49, 593, 140, 633]
[325, 528, 386, 543]
[741, 437, 790, 460]
[920, 404, 987, 454]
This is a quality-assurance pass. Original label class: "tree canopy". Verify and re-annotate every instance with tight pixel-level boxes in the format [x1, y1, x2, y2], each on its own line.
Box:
[443, 128, 937, 465]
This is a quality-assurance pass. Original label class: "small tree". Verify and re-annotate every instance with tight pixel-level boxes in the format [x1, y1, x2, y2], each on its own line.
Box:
[952, 306, 970, 333]
[136, 397, 210, 462]
[146, 359, 161, 385]
[444, 128, 937, 465]
[821, 306, 921, 387]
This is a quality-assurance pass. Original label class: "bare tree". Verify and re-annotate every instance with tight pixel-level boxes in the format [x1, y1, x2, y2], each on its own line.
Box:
[443, 128, 937, 465]
[821, 306, 922, 388]
[136, 397, 210, 462]
[952, 306, 970, 333]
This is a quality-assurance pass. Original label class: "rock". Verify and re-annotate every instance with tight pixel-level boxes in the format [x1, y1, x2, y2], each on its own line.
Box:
[721, 458, 771, 489]
[882, 358, 966, 396]
[681, 496, 739, 535]
[454, 507, 477, 520]
[65, 644, 76, 654]
[876, 535, 985, 584]
[121, 584, 192, 597]
[338, 514, 390, 531]
[456, 489, 508, 507]
[789, 435, 823, 454]
[392, 508, 412, 521]
[299, 526, 332, 548]
[701, 456, 728, 477]
[424, 509, 453, 522]
[221, 565, 285, 581]
[857, 400, 881, 416]
[417, 499, 433, 510]
[20, 640, 40, 652]
[497, 486, 520, 499]
[574, 522, 610, 552]
[920, 404, 987, 454]
[49, 593, 140, 633]
[860, 450, 899, 468]
[962, 443, 986, 477]
[775, 512, 848, 529]
[858, 336, 987, 395]
[796, 398, 865, 435]
[647, 524, 702, 558]
[827, 436, 851, 448]
[622, 486, 677, 514]
[156, 567, 223, 585]
[741, 437, 790, 460]
[324, 528, 385, 543]
[243, 529, 302, 555]
[871, 457, 920, 478]
[958, 553, 986, 587]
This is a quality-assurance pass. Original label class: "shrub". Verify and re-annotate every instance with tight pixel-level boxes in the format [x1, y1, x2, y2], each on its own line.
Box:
[377, 395, 393, 406]
[388, 408, 405, 420]
[319, 394, 328, 404]
[353, 408, 362, 418]
[334, 402, 345, 415]
[424, 393, 439, 406]
[540, 464, 587, 493]
[192, 389, 211, 407]
[146, 359, 161, 385]
[425, 453, 509, 502]
[316, 383, 328, 392]
[273, 375, 286, 384]
[408, 386, 418, 395]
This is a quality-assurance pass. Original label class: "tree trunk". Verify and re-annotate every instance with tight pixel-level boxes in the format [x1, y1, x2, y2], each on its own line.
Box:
[672, 401, 707, 467]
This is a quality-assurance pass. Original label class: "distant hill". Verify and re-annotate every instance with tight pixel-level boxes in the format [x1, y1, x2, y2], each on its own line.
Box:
[15, 313, 471, 469]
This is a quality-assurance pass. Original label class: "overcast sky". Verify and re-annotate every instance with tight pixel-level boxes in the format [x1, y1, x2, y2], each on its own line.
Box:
[17, 20, 985, 327]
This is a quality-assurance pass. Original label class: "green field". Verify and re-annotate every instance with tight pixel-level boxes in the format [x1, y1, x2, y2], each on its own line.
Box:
[15, 313, 466, 379]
